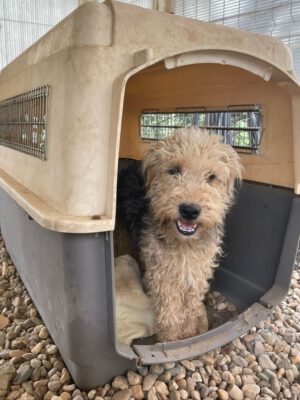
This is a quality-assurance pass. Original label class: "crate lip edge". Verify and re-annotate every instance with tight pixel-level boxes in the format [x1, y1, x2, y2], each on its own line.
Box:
[0, 167, 114, 233]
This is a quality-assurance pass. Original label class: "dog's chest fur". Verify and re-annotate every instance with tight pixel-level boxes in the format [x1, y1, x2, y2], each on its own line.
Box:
[141, 226, 221, 299]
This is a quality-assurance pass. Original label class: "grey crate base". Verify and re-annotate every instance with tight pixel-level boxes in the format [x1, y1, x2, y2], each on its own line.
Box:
[0, 187, 135, 389]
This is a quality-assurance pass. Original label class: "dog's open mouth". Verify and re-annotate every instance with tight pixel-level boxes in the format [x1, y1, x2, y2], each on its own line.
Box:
[176, 220, 198, 236]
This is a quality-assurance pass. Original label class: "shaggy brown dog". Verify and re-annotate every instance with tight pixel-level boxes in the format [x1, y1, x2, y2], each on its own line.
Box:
[116, 127, 242, 342]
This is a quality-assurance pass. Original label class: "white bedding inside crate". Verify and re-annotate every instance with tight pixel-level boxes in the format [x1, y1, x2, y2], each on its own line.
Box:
[115, 255, 155, 345]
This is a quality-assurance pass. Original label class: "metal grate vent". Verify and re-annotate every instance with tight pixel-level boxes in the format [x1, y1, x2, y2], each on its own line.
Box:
[0, 86, 49, 160]
[140, 105, 262, 154]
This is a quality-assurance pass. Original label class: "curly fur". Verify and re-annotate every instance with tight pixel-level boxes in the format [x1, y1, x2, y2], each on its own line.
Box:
[116, 127, 242, 342]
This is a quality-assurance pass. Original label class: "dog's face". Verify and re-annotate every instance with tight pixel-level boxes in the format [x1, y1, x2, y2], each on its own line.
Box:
[142, 128, 242, 241]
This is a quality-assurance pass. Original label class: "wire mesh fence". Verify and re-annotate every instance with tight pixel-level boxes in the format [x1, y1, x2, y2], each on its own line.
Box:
[174, 0, 300, 79]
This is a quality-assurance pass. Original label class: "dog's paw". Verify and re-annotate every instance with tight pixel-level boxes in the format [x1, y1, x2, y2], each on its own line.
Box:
[197, 302, 209, 333]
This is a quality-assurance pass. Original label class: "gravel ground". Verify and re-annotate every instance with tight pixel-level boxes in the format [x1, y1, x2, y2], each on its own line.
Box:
[0, 233, 299, 400]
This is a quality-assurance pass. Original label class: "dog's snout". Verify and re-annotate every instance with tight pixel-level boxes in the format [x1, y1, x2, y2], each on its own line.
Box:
[179, 203, 201, 220]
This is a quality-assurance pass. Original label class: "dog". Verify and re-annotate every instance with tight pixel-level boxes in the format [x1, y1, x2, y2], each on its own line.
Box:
[116, 127, 242, 342]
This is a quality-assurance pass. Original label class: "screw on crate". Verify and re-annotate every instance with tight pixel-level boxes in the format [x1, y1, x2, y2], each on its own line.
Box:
[27, 213, 33, 221]
[91, 215, 101, 220]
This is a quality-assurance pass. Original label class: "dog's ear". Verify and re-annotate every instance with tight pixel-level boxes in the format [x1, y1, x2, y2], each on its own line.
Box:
[142, 141, 165, 188]
[222, 146, 243, 196]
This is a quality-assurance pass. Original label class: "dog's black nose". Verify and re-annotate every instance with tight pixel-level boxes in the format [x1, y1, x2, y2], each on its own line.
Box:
[179, 203, 201, 220]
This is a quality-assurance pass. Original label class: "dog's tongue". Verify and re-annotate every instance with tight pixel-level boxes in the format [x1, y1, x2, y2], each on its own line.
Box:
[181, 221, 195, 230]
[176, 220, 198, 235]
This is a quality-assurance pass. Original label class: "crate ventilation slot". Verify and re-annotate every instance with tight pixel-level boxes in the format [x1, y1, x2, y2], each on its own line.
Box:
[0, 86, 49, 160]
[140, 105, 262, 154]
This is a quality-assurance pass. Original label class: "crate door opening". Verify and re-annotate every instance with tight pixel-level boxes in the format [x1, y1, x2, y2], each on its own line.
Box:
[114, 59, 297, 349]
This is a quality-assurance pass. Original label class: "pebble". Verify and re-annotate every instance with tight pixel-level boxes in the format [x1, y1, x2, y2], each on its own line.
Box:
[222, 371, 235, 385]
[48, 379, 62, 392]
[18, 393, 35, 400]
[0, 350, 11, 360]
[154, 380, 169, 396]
[143, 374, 158, 391]
[62, 384, 76, 392]
[242, 383, 260, 400]
[31, 343, 43, 355]
[169, 390, 181, 400]
[0, 332, 6, 347]
[60, 368, 70, 384]
[181, 360, 195, 372]
[199, 367, 209, 385]
[112, 376, 129, 390]
[217, 389, 229, 400]
[150, 365, 164, 375]
[46, 344, 57, 355]
[23, 353, 35, 361]
[188, 390, 198, 400]
[164, 362, 175, 369]
[260, 387, 277, 398]
[186, 376, 196, 392]
[38, 327, 49, 340]
[258, 354, 277, 370]
[235, 375, 242, 387]
[131, 384, 144, 400]
[88, 389, 97, 399]
[127, 371, 143, 386]
[169, 380, 178, 391]
[169, 366, 184, 377]
[254, 341, 265, 355]
[13, 363, 33, 385]
[178, 389, 188, 399]
[228, 384, 244, 400]
[283, 387, 292, 398]
[191, 372, 201, 382]
[0, 363, 16, 397]
[242, 375, 255, 385]
[0, 314, 9, 329]
[285, 369, 294, 384]
[7, 391, 20, 400]
[159, 371, 171, 382]
[177, 379, 186, 390]
[9, 350, 25, 358]
[30, 359, 41, 369]
[137, 367, 148, 377]
[147, 387, 158, 400]
[199, 385, 209, 398]
[270, 376, 281, 395]
[60, 393, 71, 400]
[33, 379, 49, 388]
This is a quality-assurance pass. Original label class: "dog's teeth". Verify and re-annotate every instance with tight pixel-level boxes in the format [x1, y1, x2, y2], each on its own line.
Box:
[177, 221, 198, 235]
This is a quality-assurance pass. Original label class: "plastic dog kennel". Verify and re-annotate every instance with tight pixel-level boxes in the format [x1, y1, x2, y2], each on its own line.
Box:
[0, 0, 300, 389]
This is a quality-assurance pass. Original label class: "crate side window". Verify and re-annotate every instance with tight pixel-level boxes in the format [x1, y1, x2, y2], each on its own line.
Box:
[0, 86, 49, 160]
[140, 105, 262, 154]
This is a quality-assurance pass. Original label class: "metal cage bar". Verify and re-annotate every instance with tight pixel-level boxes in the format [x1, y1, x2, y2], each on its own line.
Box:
[0, 86, 49, 160]
[140, 105, 262, 154]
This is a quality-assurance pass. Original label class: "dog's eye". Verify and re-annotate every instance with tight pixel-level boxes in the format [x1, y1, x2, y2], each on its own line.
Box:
[207, 173, 216, 183]
[168, 166, 182, 176]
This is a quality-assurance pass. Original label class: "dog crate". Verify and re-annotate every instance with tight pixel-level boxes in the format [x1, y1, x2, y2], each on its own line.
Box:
[0, 0, 300, 390]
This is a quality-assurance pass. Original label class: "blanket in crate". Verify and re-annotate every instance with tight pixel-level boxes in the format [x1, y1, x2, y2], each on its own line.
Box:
[115, 254, 155, 344]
